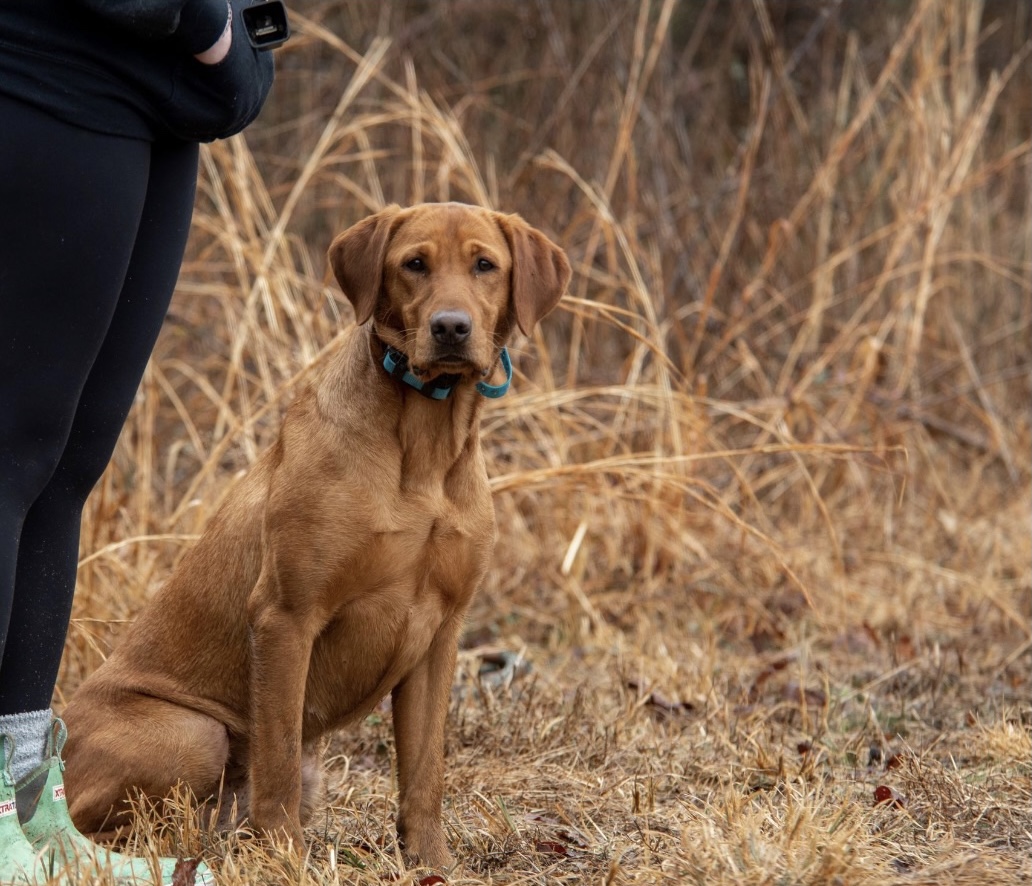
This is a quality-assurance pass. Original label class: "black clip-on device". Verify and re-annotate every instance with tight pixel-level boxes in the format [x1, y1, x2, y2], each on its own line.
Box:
[242, 1, 290, 50]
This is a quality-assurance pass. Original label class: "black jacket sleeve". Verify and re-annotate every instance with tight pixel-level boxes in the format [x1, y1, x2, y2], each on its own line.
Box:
[162, 0, 276, 142]
[73, 0, 230, 53]
[76, 0, 275, 142]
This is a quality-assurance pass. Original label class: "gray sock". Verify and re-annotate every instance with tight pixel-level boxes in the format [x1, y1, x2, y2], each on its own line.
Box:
[0, 708, 52, 783]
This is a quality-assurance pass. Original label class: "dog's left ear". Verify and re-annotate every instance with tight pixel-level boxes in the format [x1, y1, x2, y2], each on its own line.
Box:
[494, 213, 571, 335]
[328, 204, 402, 325]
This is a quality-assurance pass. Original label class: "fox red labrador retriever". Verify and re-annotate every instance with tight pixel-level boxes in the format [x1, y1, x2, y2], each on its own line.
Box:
[61, 202, 571, 868]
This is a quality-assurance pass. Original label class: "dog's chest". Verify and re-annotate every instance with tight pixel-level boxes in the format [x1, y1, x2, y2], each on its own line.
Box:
[300, 487, 493, 732]
[366, 491, 493, 604]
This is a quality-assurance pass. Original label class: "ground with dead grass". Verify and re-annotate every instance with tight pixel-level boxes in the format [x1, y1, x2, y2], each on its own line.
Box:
[56, 2, 1029, 884]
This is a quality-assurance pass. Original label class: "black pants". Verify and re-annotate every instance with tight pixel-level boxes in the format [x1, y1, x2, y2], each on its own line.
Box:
[0, 94, 199, 714]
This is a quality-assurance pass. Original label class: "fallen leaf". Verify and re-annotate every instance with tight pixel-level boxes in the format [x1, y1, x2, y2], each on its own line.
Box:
[477, 650, 528, 688]
[534, 840, 569, 856]
[885, 751, 910, 770]
[418, 876, 447, 886]
[873, 785, 905, 808]
[171, 859, 199, 886]
[894, 633, 916, 662]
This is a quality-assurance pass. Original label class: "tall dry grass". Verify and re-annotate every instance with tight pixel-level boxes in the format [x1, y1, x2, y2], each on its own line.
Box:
[59, 1, 1029, 883]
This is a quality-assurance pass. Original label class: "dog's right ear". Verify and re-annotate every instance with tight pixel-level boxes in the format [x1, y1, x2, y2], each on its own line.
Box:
[328, 204, 402, 325]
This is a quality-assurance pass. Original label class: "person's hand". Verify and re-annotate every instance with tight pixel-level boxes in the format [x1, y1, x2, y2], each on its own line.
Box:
[194, 3, 233, 65]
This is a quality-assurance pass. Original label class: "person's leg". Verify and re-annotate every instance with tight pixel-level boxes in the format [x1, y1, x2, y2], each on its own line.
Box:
[0, 92, 152, 884]
[0, 93, 155, 722]
[0, 133, 199, 718]
[0, 96, 208, 882]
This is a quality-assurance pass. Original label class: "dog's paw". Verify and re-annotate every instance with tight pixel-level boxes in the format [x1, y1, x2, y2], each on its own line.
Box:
[398, 825, 455, 870]
[252, 814, 306, 856]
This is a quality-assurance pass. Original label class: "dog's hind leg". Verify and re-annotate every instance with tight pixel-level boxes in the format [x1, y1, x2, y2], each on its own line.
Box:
[62, 692, 230, 839]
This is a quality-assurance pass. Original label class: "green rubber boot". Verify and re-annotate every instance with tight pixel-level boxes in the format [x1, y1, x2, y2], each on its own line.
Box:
[1, 733, 56, 885]
[16, 720, 214, 885]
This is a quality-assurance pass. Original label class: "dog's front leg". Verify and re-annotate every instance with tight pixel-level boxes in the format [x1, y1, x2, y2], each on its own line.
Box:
[247, 565, 316, 850]
[391, 613, 463, 869]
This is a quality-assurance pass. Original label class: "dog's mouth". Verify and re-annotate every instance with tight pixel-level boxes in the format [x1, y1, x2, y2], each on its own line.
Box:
[410, 355, 485, 380]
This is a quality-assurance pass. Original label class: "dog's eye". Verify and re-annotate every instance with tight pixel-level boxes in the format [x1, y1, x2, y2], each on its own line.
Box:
[404, 257, 426, 272]
[475, 258, 495, 272]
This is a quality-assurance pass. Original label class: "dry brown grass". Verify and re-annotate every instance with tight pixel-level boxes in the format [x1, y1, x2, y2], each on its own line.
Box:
[53, 1, 1030, 883]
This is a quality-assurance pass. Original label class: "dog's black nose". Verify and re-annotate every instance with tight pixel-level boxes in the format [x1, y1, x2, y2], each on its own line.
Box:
[430, 310, 472, 345]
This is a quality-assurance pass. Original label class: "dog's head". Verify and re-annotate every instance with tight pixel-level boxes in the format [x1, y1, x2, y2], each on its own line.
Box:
[328, 202, 570, 383]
